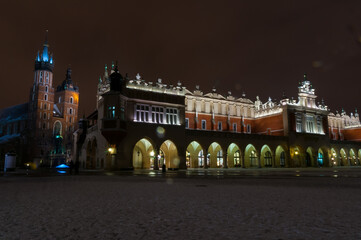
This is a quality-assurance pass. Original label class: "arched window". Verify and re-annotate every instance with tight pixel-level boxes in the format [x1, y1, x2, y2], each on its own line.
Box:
[250, 150, 257, 167]
[280, 151, 286, 167]
[43, 113, 46, 119]
[53, 121, 62, 137]
[46, 72, 49, 83]
[70, 97, 73, 104]
[317, 152, 323, 166]
[44, 94, 48, 101]
[40, 71, 43, 83]
[234, 150, 240, 167]
[69, 108, 73, 114]
[45, 86, 48, 92]
[198, 150, 204, 167]
[264, 151, 272, 167]
[58, 97, 61, 103]
[217, 150, 223, 167]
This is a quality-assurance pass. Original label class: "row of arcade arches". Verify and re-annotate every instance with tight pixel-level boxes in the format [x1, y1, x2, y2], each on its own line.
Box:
[132, 138, 291, 169]
[84, 137, 361, 169]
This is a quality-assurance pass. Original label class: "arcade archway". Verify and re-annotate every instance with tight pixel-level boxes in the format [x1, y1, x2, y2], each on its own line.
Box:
[186, 141, 203, 168]
[275, 145, 287, 167]
[227, 143, 241, 168]
[260, 145, 273, 167]
[160, 140, 179, 169]
[208, 142, 223, 168]
[244, 144, 258, 168]
[340, 148, 348, 166]
[132, 138, 155, 169]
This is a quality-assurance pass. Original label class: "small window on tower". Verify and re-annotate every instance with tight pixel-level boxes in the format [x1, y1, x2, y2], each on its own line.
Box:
[70, 97, 73, 104]
[45, 86, 48, 92]
[44, 94, 48, 101]
[58, 97, 61, 103]
[40, 71, 43, 83]
[69, 108, 73, 114]
[43, 113, 46, 119]
[46, 73, 49, 83]
[69, 117, 72, 123]
[44, 103, 47, 110]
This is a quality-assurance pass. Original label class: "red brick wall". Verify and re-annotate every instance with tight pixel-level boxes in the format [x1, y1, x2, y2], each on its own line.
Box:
[342, 128, 361, 142]
[252, 114, 284, 136]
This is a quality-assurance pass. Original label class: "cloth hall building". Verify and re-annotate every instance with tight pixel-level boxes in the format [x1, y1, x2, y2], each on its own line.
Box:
[74, 65, 361, 170]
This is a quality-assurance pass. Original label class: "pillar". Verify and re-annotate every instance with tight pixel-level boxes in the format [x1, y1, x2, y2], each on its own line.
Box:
[204, 149, 208, 169]
[223, 152, 228, 168]
[154, 148, 159, 170]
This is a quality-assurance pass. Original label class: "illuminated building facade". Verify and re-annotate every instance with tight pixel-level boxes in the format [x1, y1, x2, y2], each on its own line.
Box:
[75, 66, 361, 170]
[0, 35, 79, 167]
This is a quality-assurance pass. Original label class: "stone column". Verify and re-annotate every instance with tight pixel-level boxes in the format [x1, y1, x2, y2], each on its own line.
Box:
[242, 151, 246, 168]
[204, 149, 208, 169]
[223, 152, 228, 168]
[153, 149, 159, 170]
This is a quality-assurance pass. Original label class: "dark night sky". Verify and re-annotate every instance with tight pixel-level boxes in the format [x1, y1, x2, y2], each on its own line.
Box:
[1, 0, 361, 116]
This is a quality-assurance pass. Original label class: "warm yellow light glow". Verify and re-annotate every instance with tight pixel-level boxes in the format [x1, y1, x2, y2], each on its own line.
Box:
[150, 151, 155, 157]
[295, 151, 299, 155]
[108, 148, 115, 154]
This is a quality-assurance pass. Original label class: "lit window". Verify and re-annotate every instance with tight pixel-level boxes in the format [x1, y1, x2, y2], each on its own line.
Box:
[264, 151, 272, 167]
[151, 106, 163, 123]
[217, 150, 223, 167]
[234, 150, 240, 166]
[306, 115, 314, 133]
[136, 104, 150, 122]
[108, 106, 116, 118]
[186, 151, 190, 168]
[280, 152, 286, 167]
[198, 150, 204, 167]
[201, 120, 206, 130]
[166, 108, 178, 125]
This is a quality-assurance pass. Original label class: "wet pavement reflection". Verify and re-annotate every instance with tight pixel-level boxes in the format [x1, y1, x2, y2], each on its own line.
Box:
[2, 167, 361, 179]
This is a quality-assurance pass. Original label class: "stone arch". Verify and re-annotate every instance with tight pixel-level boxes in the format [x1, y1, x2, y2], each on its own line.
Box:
[186, 141, 204, 168]
[349, 149, 357, 166]
[317, 148, 324, 167]
[340, 148, 348, 166]
[244, 144, 258, 168]
[91, 138, 97, 168]
[358, 149, 361, 165]
[132, 138, 155, 169]
[160, 140, 179, 169]
[305, 147, 314, 167]
[260, 145, 273, 167]
[291, 146, 303, 167]
[208, 142, 223, 168]
[330, 148, 338, 166]
[86, 140, 94, 169]
[227, 143, 241, 168]
[275, 145, 287, 167]
[53, 120, 62, 137]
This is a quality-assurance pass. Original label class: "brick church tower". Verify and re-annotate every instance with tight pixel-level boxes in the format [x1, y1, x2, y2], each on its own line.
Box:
[28, 32, 79, 166]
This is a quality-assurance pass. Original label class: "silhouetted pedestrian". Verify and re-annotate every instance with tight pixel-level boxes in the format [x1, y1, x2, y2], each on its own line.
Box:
[69, 160, 74, 175]
[74, 161, 80, 175]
